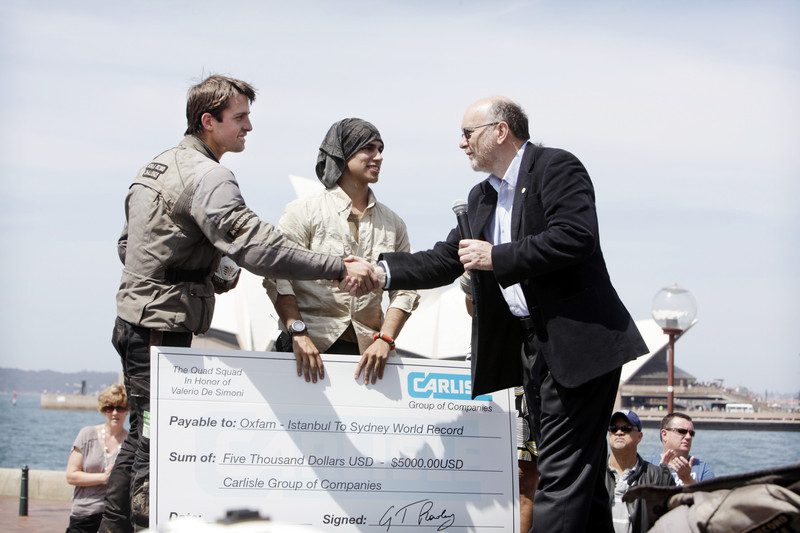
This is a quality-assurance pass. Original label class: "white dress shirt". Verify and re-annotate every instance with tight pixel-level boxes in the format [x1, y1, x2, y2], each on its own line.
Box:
[381, 141, 531, 319]
[486, 141, 530, 317]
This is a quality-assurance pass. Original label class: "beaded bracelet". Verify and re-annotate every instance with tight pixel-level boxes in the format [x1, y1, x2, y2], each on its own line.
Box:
[372, 332, 396, 350]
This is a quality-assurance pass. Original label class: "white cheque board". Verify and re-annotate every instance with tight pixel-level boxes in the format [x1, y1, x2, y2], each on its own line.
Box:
[150, 347, 518, 532]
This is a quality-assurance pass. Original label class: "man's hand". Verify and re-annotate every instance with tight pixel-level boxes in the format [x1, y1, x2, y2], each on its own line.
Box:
[338, 256, 378, 296]
[354, 338, 391, 385]
[659, 449, 673, 466]
[292, 334, 324, 383]
[374, 264, 387, 288]
[663, 450, 695, 485]
[458, 239, 493, 271]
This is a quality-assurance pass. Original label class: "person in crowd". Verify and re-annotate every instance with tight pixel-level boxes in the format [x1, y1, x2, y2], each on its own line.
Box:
[103, 75, 376, 532]
[66, 385, 129, 533]
[606, 410, 674, 533]
[374, 96, 648, 532]
[658, 412, 715, 485]
[461, 272, 539, 531]
[267, 118, 418, 384]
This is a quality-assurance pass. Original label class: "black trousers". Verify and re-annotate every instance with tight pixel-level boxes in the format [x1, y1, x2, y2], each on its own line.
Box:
[521, 328, 621, 533]
[275, 331, 359, 355]
[99, 317, 192, 532]
[66, 512, 103, 533]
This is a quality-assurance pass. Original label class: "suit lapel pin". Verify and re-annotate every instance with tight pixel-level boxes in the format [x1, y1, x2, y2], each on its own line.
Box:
[521, 187, 527, 194]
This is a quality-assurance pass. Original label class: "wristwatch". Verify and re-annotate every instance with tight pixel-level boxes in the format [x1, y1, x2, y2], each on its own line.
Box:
[288, 320, 307, 336]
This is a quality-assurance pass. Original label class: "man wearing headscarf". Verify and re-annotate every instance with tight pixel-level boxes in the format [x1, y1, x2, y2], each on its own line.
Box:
[266, 118, 419, 384]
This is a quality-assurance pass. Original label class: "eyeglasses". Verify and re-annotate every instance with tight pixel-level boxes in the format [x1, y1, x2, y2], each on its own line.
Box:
[461, 122, 500, 140]
[608, 425, 635, 434]
[664, 427, 695, 437]
[101, 405, 128, 413]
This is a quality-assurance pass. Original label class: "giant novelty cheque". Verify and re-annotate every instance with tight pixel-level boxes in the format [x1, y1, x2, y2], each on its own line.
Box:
[150, 347, 519, 531]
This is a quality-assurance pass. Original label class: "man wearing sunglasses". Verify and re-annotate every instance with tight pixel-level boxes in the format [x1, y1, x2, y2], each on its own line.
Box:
[376, 96, 648, 532]
[606, 410, 674, 533]
[658, 412, 715, 486]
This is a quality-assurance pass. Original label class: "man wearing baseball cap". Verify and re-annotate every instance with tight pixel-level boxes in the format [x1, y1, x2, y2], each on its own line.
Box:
[606, 410, 674, 533]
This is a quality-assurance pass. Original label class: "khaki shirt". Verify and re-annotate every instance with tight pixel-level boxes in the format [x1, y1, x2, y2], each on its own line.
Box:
[266, 186, 419, 353]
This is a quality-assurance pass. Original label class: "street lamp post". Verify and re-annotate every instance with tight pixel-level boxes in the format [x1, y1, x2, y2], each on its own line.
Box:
[651, 284, 697, 413]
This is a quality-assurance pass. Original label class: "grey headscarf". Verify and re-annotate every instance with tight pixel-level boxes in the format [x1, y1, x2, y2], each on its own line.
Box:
[315, 118, 382, 188]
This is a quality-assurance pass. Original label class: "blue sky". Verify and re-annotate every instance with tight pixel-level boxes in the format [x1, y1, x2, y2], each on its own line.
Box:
[1, 1, 798, 393]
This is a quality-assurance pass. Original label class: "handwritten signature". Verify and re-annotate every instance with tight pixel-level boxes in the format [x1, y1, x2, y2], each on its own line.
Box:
[379, 499, 456, 531]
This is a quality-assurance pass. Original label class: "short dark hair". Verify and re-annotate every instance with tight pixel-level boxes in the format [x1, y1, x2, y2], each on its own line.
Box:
[660, 412, 693, 431]
[488, 99, 530, 141]
[185, 75, 257, 136]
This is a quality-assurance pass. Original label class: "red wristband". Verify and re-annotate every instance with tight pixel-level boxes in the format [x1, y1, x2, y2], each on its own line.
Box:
[373, 332, 396, 350]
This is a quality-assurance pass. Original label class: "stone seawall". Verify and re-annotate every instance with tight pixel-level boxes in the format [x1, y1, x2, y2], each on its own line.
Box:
[637, 411, 800, 431]
[0, 468, 72, 501]
[40, 393, 98, 410]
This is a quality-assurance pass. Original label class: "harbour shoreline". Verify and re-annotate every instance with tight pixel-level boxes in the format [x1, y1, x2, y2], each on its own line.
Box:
[636, 410, 800, 431]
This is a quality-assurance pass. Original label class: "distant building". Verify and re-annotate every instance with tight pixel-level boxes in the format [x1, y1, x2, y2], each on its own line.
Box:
[617, 320, 756, 410]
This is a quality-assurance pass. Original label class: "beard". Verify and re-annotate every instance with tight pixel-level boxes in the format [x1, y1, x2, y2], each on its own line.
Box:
[468, 136, 494, 173]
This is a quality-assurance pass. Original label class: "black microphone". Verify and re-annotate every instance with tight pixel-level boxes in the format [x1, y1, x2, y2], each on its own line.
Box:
[452, 200, 472, 239]
[452, 200, 479, 293]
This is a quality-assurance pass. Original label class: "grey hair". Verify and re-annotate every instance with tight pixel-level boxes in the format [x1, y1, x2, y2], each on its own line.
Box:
[487, 99, 530, 141]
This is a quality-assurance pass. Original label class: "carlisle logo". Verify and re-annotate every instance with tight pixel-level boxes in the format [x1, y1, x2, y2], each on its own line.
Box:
[407, 372, 492, 402]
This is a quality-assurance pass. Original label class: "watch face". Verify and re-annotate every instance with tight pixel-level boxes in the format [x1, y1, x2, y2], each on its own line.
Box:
[290, 320, 306, 334]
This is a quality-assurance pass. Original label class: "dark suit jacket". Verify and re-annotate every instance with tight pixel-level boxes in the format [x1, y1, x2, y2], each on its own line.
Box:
[382, 143, 647, 397]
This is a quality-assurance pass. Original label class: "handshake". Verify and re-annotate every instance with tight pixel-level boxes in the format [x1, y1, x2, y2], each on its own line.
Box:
[338, 256, 386, 296]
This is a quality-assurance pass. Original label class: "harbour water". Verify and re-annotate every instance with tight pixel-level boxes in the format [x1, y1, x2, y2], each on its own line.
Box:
[1, 393, 799, 474]
[1, 393, 114, 470]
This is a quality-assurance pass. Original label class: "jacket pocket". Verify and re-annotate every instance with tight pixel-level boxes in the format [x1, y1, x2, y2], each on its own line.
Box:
[179, 282, 215, 333]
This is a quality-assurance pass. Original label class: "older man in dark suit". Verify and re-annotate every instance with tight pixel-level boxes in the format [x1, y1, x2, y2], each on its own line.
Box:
[377, 96, 648, 532]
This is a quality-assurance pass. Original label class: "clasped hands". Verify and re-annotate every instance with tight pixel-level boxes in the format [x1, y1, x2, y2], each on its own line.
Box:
[337, 239, 493, 296]
[337, 255, 386, 296]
